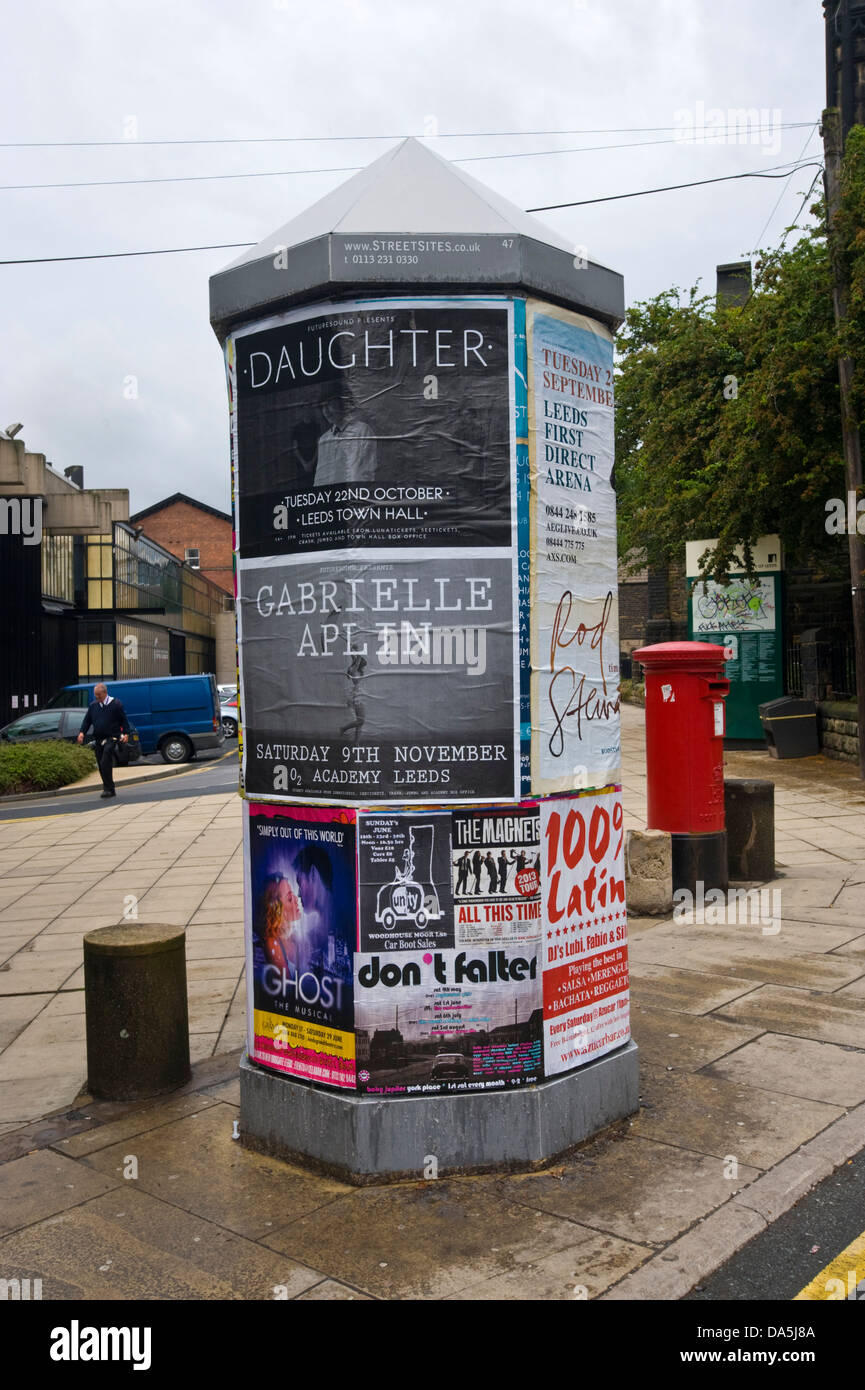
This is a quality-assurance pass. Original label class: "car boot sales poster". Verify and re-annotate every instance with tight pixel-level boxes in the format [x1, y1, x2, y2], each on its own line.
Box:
[540, 787, 630, 1076]
[527, 300, 621, 797]
[228, 297, 515, 558]
[236, 551, 519, 802]
[244, 802, 357, 1088]
[357, 811, 454, 953]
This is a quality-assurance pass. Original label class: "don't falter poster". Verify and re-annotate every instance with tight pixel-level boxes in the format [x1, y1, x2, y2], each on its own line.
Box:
[244, 803, 357, 1088]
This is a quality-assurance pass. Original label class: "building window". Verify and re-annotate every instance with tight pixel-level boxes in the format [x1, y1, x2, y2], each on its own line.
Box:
[86, 535, 113, 609]
[41, 534, 75, 602]
[185, 548, 200, 569]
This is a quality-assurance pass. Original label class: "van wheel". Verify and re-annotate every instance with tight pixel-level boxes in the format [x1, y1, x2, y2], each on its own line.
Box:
[160, 735, 193, 764]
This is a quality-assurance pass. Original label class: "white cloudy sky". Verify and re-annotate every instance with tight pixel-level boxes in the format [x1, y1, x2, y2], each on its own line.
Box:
[0, 0, 825, 515]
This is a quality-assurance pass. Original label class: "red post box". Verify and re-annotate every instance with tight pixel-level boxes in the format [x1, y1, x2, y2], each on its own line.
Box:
[632, 641, 730, 894]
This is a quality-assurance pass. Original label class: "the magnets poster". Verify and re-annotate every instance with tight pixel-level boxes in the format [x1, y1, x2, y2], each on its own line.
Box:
[451, 804, 542, 947]
[244, 803, 357, 1088]
[229, 298, 515, 557]
[541, 788, 630, 1075]
[527, 301, 621, 796]
[237, 552, 519, 802]
[353, 947, 543, 1097]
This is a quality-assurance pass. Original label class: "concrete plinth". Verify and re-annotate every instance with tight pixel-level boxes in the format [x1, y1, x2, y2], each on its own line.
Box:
[725, 778, 775, 881]
[239, 1041, 639, 1184]
[626, 828, 673, 914]
[83, 923, 191, 1102]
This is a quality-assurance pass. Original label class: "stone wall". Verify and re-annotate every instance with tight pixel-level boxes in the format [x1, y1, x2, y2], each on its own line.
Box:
[818, 700, 859, 762]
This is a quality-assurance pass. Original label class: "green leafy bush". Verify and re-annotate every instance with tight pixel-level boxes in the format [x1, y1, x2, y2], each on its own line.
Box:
[619, 679, 646, 707]
[0, 741, 97, 795]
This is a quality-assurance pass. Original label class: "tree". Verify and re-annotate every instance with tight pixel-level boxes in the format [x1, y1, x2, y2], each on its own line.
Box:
[615, 179, 857, 584]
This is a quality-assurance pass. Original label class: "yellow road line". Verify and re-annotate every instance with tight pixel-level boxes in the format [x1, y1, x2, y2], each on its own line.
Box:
[794, 1229, 865, 1300]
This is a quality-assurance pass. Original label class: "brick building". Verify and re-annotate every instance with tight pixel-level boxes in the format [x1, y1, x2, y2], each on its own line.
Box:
[0, 432, 229, 719]
[129, 493, 233, 595]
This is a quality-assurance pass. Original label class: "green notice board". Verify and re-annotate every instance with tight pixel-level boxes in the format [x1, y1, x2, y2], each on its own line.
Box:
[687, 572, 784, 739]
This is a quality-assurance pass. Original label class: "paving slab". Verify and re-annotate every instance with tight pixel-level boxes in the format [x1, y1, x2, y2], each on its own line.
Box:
[714, 984, 865, 1047]
[53, 1091, 223, 1158]
[445, 1225, 651, 1300]
[630, 934, 863, 992]
[495, 1134, 760, 1245]
[830, 933, 865, 958]
[701, 1032, 865, 1109]
[630, 1067, 843, 1169]
[296, 1278, 373, 1300]
[627, 962, 759, 1015]
[629, 1003, 761, 1072]
[263, 1178, 640, 1301]
[78, 1103, 350, 1240]
[0, 1187, 322, 1300]
[0, 1148, 118, 1234]
[0, 994, 49, 1050]
[189, 1033, 220, 1063]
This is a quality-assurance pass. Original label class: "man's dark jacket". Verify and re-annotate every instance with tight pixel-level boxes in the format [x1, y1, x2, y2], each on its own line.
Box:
[79, 698, 130, 742]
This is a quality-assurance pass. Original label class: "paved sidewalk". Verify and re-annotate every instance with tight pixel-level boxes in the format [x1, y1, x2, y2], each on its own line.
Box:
[0, 792, 244, 1128]
[0, 704, 864, 1298]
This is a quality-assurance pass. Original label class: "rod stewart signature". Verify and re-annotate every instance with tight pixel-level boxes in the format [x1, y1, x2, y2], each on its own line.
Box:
[547, 589, 620, 758]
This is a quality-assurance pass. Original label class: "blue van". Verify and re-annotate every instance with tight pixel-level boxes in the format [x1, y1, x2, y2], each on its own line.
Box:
[46, 675, 224, 763]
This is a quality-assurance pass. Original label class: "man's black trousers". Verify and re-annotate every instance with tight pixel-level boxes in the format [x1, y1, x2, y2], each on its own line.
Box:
[96, 739, 117, 793]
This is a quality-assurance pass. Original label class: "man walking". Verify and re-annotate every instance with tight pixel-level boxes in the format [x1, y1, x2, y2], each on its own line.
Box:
[77, 683, 129, 799]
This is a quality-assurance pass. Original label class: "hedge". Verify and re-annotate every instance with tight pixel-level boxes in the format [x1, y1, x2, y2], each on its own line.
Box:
[0, 741, 97, 795]
[619, 678, 646, 707]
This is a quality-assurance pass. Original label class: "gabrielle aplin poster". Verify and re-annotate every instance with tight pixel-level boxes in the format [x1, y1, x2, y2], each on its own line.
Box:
[236, 551, 519, 802]
[527, 300, 621, 796]
[244, 803, 357, 1088]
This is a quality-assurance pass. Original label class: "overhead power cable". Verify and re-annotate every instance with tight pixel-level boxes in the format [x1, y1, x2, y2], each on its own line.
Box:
[0, 121, 817, 150]
[526, 159, 824, 211]
[0, 127, 820, 194]
[0, 159, 824, 267]
[751, 124, 819, 249]
[741, 166, 825, 309]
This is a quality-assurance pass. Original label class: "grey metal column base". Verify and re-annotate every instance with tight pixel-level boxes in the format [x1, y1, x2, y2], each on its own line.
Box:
[239, 1040, 639, 1185]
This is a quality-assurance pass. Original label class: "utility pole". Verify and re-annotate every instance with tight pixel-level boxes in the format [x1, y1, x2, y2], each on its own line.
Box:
[822, 0, 865, 778]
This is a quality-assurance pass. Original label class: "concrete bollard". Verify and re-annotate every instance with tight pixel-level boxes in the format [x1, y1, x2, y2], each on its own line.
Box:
[626, 828, 673, 915]
[83, 924, 191, 1101]
[724, 779, 775, 881]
